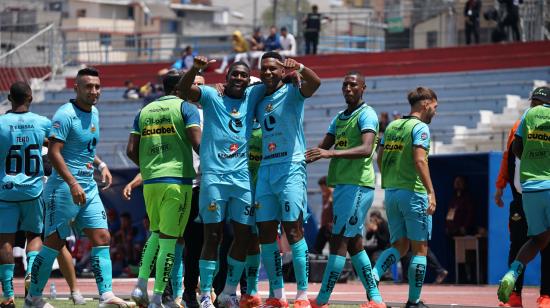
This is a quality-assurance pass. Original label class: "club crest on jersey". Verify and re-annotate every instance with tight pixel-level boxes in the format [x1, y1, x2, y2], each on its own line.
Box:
[52, 121, 61, 129]
[229, 143, 239, 152]
[208, 202, 217, 211]
[421, 132, 428, 140]
[86, 162, 94, 170]
[265, 103, 273, 112]
[230, 108, 240, 117]
[268, 142, 276, 152]
[91, 124, 96, 133]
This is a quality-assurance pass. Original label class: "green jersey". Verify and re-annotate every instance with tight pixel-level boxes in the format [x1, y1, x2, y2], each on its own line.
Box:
[131, 95, 201, 183]
[326, 104, 379, 187]
[516, 104, 550, 191]
[381, 116, 431, 193]
[248, 125, 262, 185]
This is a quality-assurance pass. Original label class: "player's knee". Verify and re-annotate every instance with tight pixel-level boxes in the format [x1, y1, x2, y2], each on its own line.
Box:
[92, 230, 111, 246]
[283, 223, 304, 244]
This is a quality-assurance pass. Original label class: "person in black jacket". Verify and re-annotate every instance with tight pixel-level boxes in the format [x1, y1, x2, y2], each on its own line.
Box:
[464, 0, 481, 44]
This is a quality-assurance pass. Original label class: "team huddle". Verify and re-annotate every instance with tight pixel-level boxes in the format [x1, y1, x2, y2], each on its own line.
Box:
[0, 50, 549, 308]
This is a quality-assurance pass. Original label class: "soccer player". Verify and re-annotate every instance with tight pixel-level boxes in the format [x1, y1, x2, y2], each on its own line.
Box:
[255, 51, 321, 308]
[25, 68, 130, 308]
[373, 87, 439, 308]
[127, 70, 201, 308]
[178, 56, 265, 308]
[498, 86, 550, 308]
[0, 82, 50, 308]
[305, 71, 386, 308]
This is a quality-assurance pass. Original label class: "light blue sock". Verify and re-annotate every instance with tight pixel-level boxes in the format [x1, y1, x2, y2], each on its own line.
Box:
[245, 254, 260, 295]
[508, 260, 525, 280]
[260, 242, 284, 290]
[29, 245, 59, 297]
[407, 255, 427, 304]
[351, 251, 383, 303]
[290, 238, 309, 291]
[0, 264, 15, 299]
[316, 254, 345, 305]
[91, 246, 113, 295]
[199, 260, 217, 295]
[373, 247, 400, 281]
[171, 243, 184, 298]
[26, 251, 39, 276]
[225, 256, 246, 294]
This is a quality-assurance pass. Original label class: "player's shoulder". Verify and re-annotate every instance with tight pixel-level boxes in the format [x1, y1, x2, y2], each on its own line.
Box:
[55, 102, 76, 115]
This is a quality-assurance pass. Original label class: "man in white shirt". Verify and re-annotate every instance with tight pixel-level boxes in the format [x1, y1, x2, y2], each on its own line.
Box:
[279, 27, 296, 57]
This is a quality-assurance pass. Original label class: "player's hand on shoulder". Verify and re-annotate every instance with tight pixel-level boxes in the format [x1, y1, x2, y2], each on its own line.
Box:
[215, 83, 226, 96]
[193, 56, 216, 70]
[427, 193, 436, 215]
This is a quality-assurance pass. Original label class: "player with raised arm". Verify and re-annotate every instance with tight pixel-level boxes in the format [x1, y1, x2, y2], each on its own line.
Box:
[305, 72, 386, 308]
[24, 68, 130, 308]
[254, 51, 321, 308]
[127, 70, 201, 308]
[178, 56, 265, 308]
[373, 87, 438, 308]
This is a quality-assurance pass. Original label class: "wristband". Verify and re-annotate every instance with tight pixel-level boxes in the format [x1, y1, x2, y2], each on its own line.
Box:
[68, 181, 78, 188]
[98, 162, 107, 172]
[296, 63, 304, 73]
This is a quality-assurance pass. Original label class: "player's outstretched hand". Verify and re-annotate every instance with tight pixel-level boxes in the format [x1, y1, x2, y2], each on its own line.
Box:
[122, 184, 132, 200]
[494, 188, 504, 208]
[70, 182, 86, 206]
[305, 147, 331, 163]
[427, 193, 437, 215]
[215, 83, 226, 96]
[101, 166, 113, 191]
[276, 58, 301, 71]
[193, 56, 216, 70]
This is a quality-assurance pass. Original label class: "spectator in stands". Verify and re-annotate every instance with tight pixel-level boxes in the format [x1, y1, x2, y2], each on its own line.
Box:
[391, 110, 402, 121]
[123, 80, 140, 99]
[248, 27, 266, 69]
[464, 0, 481, 44]
[265, 26, 282, 52]
[303, 5, 331, 54]
[312, 176, 333, 254]
[365, 210, 390, 263]
[446, 176, 476, 237]
[215, 30, 250, 74]
[279, 27, 297, 57]
[499, 0, 521, 41]
[172, 46, 195, 71]
[116, 212, 138, 264]
[379, 112, 390, 134]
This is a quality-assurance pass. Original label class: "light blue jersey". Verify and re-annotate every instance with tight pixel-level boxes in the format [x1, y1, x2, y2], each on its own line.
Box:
[255, 83, 306, 166]
[199, 84, 265, 173]
[48, 101, 100, 190]
[0, 111, 50, 201]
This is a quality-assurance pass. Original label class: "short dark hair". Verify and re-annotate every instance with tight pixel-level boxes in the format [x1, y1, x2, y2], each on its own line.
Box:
[312, 5, 318, 11]
[77, 67, 99, 78]
[9, 81, 32, 105]
[227, 61, 250, 76]
[407, 87, 437, 106]
[345, 70, 365, 84]
[281, 26, 287, 32]
[163, 70, 181, 95]
[318, 176, 327, 186]
[261, 51, 283, 62]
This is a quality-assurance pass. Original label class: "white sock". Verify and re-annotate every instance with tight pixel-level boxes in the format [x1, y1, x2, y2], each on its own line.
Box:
[273, 288, 286, 300]
[100, 291, 115, 301]
[151, 293, 162, 304]
[200, 293, 211, 299]
[223, 284, 238, 295]
[296, 290, 308, 300]
[137, 278, 148, 290]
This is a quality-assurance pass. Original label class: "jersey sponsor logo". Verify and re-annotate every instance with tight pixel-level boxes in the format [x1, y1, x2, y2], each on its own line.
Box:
[90, 123, 96, 133]
[208, 201, 217, 211]
[527, 130, 550, 143]
[52, 121, 61, 129]
[150, 143, 169, 155]
[230, 143, 239, 152]
[268, 142, 276, 152]
[142, 124, 177, 137]
[249, 151, 262, 162]
[421, 132, 428, 140]
[265, 103, 273, 112]
[230, 107, 240, 117]
[383, 141, 404, 152]
[526, 149, 550, 159]
[228, 119, 243, 133]
[9, 124, 35, 131]
[148, 106, 170, 113]
[86, 162, 93, 170]
[335, 136, 348, 149]
[143, 116, 172, 126]
[263, 115, 276, 132]
[1, 182, 14, 190]
[263, 151, 288, 160]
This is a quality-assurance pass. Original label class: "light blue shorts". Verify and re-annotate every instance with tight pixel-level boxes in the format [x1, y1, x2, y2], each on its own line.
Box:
[522, 189, 550, 236]
[0, 197, 44, 234]
[255, 162, 307, 223]
[385, 189, 432, 243]
[43, 182, 108, 239]
[332, 185, 374, 238]
[198, 170, 255, 226]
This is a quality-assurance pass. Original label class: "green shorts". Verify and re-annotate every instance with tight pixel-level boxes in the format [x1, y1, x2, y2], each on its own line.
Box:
[143, 183, 192, 237]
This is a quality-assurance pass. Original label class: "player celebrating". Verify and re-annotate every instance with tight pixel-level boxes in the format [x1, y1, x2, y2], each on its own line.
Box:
[127, 70, 201, 308]
[178, 57, 265, 308]
[25, 68, 130, 308]
[305, 71, 385, 308]
[0, 82, 50, 308]
[255, 51, 321, 308]
[374, 87, 439, 308]
[498, 86, 550, 308]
